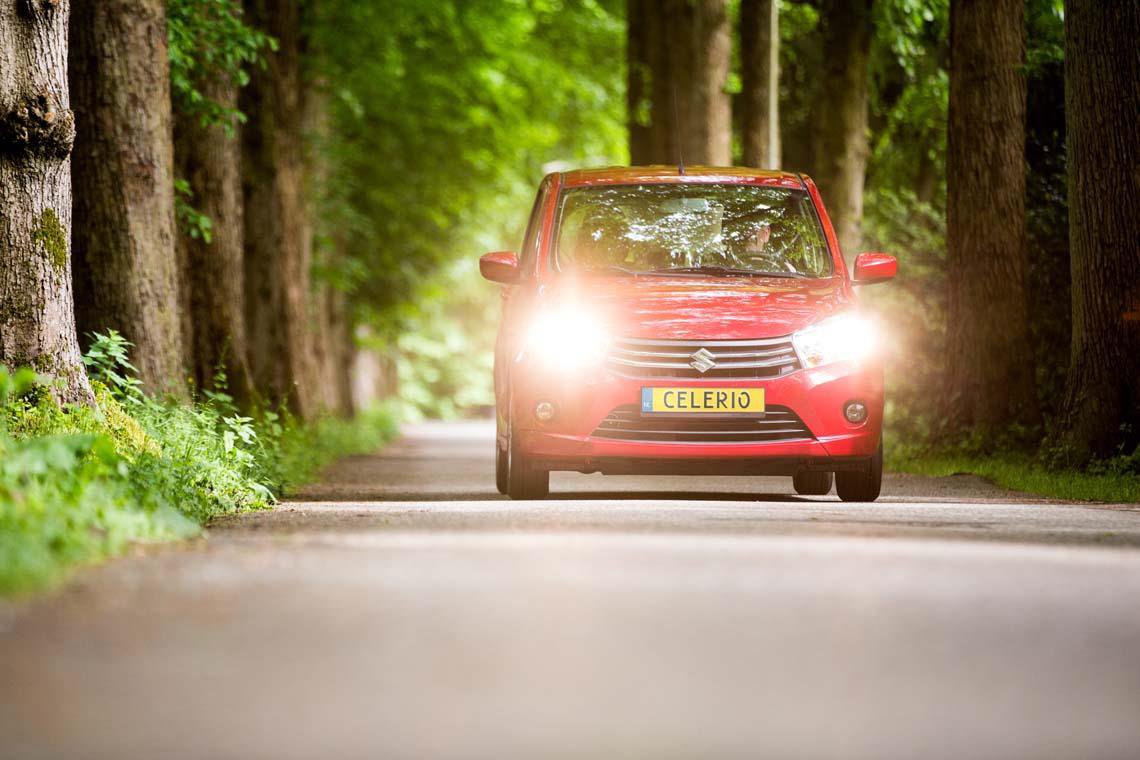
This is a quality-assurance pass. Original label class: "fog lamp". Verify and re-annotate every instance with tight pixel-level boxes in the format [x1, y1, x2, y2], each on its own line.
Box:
[844, 401, 868, 424]
[535, 401, 556, 422]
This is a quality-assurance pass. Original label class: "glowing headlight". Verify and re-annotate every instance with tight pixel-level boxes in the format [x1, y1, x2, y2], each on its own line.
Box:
[792, 312, 880, 369]
[525, 309, 609, 369]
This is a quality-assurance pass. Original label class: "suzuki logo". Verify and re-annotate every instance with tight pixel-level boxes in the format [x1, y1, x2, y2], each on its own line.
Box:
[689, 348, 716, 373]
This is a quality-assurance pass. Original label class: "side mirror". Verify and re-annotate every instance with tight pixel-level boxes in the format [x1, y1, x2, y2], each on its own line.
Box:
[853, 252, 897, 285]
[480, 251, 520, 285]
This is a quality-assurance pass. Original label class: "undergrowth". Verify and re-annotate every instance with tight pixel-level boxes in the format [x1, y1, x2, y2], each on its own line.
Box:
[886, 437, 1140, 504]
[0, 331, 396, 596]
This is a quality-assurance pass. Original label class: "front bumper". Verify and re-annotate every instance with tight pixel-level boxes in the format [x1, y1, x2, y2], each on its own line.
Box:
[511, 358, 883, 475]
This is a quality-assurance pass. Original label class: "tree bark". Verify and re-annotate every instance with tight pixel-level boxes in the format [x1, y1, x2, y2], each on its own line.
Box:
[635, 0, 731, 166]
[943, 0, 1038, 436]
[627, 0, 653, 164]
[677, 0, 731, 166]
[1049, 0, 1140, 461]
[0, 0, 93, 404]
[810, 0, 871, 259]
[241, 0, 318, 418]
[300, 74, 352, 418]
[740, 0, 780, 168]
[312, 277, 354, 417]
[173, 78, 254, 405]
[70, 0, 185, 395]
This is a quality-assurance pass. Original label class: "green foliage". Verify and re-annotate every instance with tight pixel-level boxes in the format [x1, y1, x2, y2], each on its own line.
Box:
[308, 0, 625, 412]
[385, 258, 497, 421]
[167, 0, 273, 129]
[82, 329, 144, 403]
[0, 335, 397, 596]
[174, 178, 214, 243]
[887, 444, 1140, 505]
[167, 0, 269, 242]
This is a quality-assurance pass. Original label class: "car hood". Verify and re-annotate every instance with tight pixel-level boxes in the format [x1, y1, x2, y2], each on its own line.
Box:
[540, 275, 852, 340]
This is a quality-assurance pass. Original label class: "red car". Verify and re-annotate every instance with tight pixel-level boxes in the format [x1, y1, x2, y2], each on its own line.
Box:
[480, 166, 896, 501]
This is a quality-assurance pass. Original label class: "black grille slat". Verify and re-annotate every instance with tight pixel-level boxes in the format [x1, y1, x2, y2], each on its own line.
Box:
[592, 404, 813, 443]
[606, 336, 801, 379]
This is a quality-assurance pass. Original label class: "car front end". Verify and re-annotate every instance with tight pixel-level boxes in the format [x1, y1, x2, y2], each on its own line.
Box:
[510, 304, 884, 478]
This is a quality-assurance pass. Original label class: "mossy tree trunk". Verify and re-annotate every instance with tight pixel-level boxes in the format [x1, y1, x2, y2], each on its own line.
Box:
[810, 0, 872, 260]
[241, 0, 318, 419]
[943, 0, 1039, 439]
[740, 0, 780, 169]
[70, 0, 186, 396]
[1048, 0, 1140, 462]
[173, 78, 255, 406]
[0, 0, 93, 405]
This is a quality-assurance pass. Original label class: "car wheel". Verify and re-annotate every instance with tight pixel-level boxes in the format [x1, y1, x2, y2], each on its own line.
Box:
[507, 422, 549, 500]
[495, 438, 510, 495]
[495, 412, 509, 495]
[836, 439, 883, 502]
[793, 470, 833, 496]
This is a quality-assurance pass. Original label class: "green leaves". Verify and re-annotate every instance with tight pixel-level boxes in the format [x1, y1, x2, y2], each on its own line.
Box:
[1, 339, 397, 594]
[174, 177, 214, 243]
[167, 0, 273, 128]
[83, 330, 144, 404]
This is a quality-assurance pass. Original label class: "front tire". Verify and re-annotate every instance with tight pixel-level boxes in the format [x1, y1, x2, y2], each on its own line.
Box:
[495, 438, 509, 495]
[507, 422, 549, 500]
[836, 440, 883, 502]
[793, 470, 833, 495]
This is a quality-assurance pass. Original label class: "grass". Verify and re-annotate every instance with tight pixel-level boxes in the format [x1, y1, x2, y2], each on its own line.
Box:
[887, 444, 1140, 504]
[0, 336, 397, 597]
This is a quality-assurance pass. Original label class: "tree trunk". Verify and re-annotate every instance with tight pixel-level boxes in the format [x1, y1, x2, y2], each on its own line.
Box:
[740, 0, 780, 168]
[70, 0, 185, 395]
[173, 78, 254, 405]
[810, 0, 871, 259]
[1049, 0, 1140, 461]
[300, 74, 352, 418]
[627, 0, 653, 164]
[683, 0, 731, 166]
[312, 278, 354, 417]
[241, 0, 317, 418]
[943, 0, 1038, 436]
[635, 0, 731, 166]
[0, 0, 92, 405]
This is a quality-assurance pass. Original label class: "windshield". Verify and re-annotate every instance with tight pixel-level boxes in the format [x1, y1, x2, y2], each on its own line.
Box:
[553, 184, 832, 278]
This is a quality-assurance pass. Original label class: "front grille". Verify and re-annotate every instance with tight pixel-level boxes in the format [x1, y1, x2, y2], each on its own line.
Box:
[606, 336, 801, 379]
[592, 404, 813, 443]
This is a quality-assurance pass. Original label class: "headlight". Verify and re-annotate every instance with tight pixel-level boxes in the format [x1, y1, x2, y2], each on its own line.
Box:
[792, 312, 880, 369]
[524, 309, 609, 369]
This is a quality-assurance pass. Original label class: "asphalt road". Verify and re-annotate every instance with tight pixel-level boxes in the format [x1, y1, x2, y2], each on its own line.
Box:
[3, 421, 1140, 759]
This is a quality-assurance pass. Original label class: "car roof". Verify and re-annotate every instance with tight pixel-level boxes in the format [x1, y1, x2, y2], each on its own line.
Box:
[558, 165, 807, 189]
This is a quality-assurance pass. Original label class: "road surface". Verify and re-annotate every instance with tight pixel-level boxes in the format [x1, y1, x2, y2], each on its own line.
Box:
[3, 421, 1140, 759]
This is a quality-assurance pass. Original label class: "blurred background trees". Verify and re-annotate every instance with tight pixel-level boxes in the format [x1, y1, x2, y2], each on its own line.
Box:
[1, 0, 1137, 471]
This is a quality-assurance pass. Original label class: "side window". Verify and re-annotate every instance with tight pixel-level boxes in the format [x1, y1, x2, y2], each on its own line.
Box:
[519, 179, 551, 275]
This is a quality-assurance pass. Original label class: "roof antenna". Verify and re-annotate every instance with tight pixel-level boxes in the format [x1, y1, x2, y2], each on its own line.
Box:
[671, 86, 686, 176]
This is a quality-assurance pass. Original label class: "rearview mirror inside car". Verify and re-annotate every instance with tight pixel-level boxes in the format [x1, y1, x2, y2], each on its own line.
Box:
[480, 251, 520, 284]
[853, 252, 897, 285]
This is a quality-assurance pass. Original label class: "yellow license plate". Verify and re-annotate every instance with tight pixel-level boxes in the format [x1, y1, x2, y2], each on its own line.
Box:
[641, 387, 765, 414]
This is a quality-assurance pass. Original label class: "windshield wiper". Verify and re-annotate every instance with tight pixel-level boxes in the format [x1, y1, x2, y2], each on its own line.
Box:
[650, 265, 807, 279]
[586, 264, 641, 276]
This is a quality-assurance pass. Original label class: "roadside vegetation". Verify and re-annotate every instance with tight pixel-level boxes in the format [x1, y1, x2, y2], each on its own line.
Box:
[0, 333, 395, 596]
[886, 441, 1140, 505]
